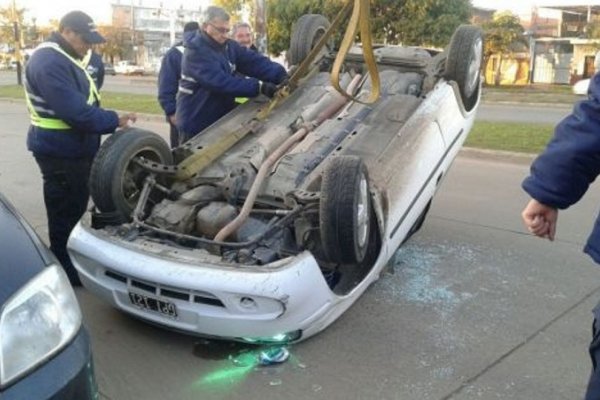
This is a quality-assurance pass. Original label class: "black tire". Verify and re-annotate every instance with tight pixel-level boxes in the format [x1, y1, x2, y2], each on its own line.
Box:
[90, 128, 172, 220]
[288, 14, 331, 66]
[320, 156, 372, 264]
[444, 25, 483, 106]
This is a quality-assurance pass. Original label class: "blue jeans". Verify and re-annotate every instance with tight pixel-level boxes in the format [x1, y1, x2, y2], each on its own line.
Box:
[34, 155, 92, 286]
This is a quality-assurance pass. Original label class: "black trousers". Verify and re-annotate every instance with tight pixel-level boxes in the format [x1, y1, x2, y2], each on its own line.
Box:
[586, 304, 600, 399]
[34, 155, 92, 286]
[168, 121, 179, 148]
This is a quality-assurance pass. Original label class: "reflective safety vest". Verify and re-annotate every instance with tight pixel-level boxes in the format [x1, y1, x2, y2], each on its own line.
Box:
[25, 44, 100, 130]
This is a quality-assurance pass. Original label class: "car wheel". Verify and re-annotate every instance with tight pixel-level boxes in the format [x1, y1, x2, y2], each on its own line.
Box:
[320, 156, 372, 264]
[89, 128, 173, 220]
[288, 14, 332, 66]
[444, 25, 483, 107]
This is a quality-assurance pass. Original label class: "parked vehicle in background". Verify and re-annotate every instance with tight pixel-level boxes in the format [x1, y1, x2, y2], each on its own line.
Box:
[0, 192, 97, 400]
[114, 60, 144, 76]
[144, 61, 161, 76]
[104, 63, 116, 76]
[573, 78, 590, 95]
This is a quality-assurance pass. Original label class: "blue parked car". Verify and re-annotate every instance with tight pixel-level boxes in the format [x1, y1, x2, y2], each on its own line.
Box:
[0, 192, 98, 399]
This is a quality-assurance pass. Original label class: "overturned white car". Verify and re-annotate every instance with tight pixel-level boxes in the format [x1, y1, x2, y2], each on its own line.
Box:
[68, 17, 483, 344]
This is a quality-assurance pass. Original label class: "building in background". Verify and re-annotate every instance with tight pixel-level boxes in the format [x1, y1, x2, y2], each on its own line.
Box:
[471, 6, 495, 24]
[527, 3, 600, 84]
[481, 2, 600, 86]
[110, 1, 204, 73]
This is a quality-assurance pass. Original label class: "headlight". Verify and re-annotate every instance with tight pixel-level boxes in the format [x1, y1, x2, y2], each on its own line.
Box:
[0, 264, 82, 387]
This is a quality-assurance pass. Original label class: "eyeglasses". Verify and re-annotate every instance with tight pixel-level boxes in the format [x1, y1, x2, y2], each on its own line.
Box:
[208, 23, 230, 35]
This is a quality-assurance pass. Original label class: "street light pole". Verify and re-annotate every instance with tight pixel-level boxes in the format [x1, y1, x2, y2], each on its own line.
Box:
[130, 0, 136, 64]
[12, 0, 22, 85]
[169, 11, 175, 45]
[524, 30, 536, 85]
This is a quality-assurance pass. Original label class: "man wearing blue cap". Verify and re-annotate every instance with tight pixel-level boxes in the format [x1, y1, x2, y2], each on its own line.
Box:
[25, 10, 137, 286]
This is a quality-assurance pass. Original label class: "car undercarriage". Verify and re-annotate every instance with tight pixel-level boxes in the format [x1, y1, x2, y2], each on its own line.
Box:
[68, 14, 483, 342]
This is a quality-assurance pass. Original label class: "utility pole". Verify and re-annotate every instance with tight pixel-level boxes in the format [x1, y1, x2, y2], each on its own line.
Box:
[254, 0, 267, 54]
[130, 0, 136, 63]
[12, 0, 22, 85]
[169, 10, 176, 45]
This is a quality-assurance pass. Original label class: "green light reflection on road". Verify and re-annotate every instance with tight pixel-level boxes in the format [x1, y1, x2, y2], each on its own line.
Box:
[192, 351, 259, 390]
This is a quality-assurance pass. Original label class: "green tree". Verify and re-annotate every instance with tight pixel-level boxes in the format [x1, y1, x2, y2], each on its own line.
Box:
[213, 0, 254, 21]
[0, 5, 25, 49]
[481, 11, 526, 85]
[98, 25, 128, 64]
[397, 0, 471, 47]
[266, 0, 345, 55]
[266, 0, 471, 56]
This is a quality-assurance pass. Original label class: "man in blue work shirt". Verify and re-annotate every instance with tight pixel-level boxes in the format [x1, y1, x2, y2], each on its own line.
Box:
[25, 10, 136, 286]
[176, 6, 288, 144]
[158, 21, 199, 148]
[521, 72, 600, 399]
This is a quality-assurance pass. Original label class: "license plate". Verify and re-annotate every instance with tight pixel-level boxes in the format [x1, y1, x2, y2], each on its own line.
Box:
[128, 292, 178, 318]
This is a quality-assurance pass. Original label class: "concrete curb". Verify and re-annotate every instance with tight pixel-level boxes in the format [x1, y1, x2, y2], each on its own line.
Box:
[481, 100, 574, 109]
[459, 147, 536, 165]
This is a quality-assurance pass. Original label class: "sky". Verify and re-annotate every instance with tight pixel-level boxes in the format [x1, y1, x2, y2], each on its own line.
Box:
[472, 0, 534, 14]
[0, 0, 209, 24]
[2, 0, 599, 25]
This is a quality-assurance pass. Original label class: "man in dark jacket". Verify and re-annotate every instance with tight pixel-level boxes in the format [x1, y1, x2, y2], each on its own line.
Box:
[521, 73, 600, 399]
[158, 21, 199, 148]
[176, 6, 287, 143]
[25, 10, 136, 286]
[232, 21, 258, 51]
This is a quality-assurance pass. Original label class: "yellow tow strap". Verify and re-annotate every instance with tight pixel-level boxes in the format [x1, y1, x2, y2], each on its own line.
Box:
[256, 1, 353, 121]
[331, 0, 380, 104]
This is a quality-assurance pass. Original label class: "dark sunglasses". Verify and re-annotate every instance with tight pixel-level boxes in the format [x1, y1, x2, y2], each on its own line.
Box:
[209, 23, 230, 34]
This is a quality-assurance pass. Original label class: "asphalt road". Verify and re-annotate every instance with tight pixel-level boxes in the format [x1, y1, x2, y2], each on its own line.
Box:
[2, 100, 600, 399]
[477, 103, 572, 124]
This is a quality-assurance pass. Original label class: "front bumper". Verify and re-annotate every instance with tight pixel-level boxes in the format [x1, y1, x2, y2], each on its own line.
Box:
[68, 221, 348, 342]
[1, 328, 97, 400]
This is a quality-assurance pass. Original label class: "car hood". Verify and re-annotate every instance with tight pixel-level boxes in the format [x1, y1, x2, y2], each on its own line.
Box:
[0, 193, 51, 304]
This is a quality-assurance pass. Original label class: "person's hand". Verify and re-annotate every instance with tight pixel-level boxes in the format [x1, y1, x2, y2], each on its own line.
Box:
[521, 198, 558, 241]
[168, 114, 177, 125]
[278, 74, 291, 87]
[118, 113, 137, 128]
[260, 81, 278, 98]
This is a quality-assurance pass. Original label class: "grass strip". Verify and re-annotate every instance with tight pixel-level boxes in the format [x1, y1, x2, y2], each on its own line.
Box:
[0, 85, 162, 114]
[467, 121, 555, 154]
